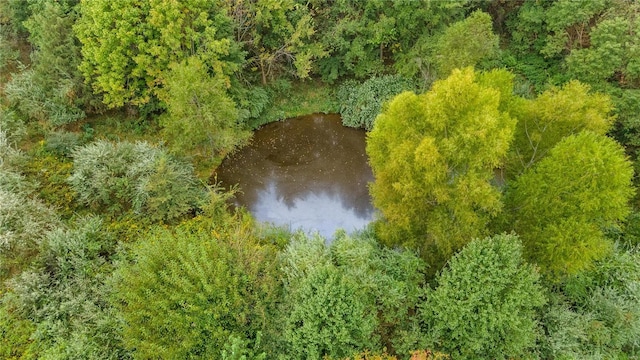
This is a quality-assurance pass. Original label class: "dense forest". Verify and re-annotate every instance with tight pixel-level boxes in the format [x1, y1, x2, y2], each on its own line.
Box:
[1, 0, 640, 359]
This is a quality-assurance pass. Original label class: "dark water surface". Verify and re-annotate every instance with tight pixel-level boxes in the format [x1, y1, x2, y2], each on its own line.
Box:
[214, 113, 375, 238]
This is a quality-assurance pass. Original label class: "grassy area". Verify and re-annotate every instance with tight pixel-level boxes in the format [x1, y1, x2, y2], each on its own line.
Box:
[73, 110, 161, 143]
[249, 79, 340, 129]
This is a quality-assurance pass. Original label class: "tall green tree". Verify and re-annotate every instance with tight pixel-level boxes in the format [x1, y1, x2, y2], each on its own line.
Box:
[540, 248, 640, 358]
[223, 0, 325, 84]
[3, 217, 128, 359]
[421, 234, 545, 359]
[4, 0, 90, 125]
[159, 57, 251, 159]
[397, 10, 499, 83]
[279, 231, 425, 358]
[75, 0, 240, 108]
[505, 131, 634, 278]
[308, 0, 470, 81]
[367, 67, 516, 268]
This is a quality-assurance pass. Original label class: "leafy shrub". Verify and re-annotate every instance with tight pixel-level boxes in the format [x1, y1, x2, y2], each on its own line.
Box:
[0, 134, 60, 279]
[540, 249, 640, 358]
[44, 130, 83, 157]
[231, 85, 272, 125]
[112, 216, 280, 359]
[0, 299, 35, 360]
[4, 69, 85, 126]
[68, 140, 206, 222]
[620, 211, 640, 249]
[0, 187, 60, 279]
[421, 234, 546, 359]
[4, 217, 129, 359]
[20, 149, 77, 218]
[279, 231, 426, 358]
[0, 106, 26, 147]
[338, 75, 414, 130]
[0, 26, 18, 72]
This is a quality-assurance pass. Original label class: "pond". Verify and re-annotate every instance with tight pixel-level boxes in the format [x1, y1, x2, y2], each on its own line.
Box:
[213, 113, 375, 238]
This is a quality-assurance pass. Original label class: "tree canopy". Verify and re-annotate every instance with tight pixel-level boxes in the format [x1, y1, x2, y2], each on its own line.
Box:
[505, 131, 634, 278]
[367, 67, 516, 268]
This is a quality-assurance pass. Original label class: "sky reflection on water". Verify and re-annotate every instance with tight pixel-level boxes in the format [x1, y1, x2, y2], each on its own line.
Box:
[214, 114, 375, 238]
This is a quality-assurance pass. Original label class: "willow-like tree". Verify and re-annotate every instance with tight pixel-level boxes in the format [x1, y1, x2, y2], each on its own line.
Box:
[367, 67, 516, 268]
[506, 131, 634, 278]
[506, 80, 614, 177]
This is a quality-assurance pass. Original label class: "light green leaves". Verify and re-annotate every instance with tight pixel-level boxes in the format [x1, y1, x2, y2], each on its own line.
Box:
[367, 67, 516, 268]
[507, 131, 634, 278]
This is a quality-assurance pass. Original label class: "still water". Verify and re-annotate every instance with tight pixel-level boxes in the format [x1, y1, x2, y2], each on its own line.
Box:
[214, 113, 375, 238]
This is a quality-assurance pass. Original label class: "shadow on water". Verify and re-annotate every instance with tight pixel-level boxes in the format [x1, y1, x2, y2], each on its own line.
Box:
[213, 113, 375, 238]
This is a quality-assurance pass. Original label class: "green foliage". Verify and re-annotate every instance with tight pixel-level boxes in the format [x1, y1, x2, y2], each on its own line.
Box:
[0, 131, 60, 279]
[540, 249, 640, 358]
[312, 0, 469, 81]
[565, 17, 635, 84]
[431, 11, 500, 78]
[620, 211, 640, 249]
[506, 131, 634, 278]
[20, 148, 77, 219]
[396, 10, 499, 84]
[279, 231, 426, 358]
[0, 185, 60, 280]
[422, 234, 546, 359]
[4, 0, 90, 126]
[5, 69, 85, 126]
[75, 0, 240, 108]
[0, 298, 36, 360]
[507, 81, 614, 177]
[221, 334, 267, 360]
[159, 57, 251, 159]
[231, 85, 272, 125]
[0, 106, 26, 149]
[3, 217, 128, 359]
[68, 140, 206, 222]
[0, 26, 18, 73]
[541, 0, 609, 57]
[112, 215, 280, 359]
[225, 0, 325, 83]
[338, 75, 414, 130]
[43, 131, 83, 158]
[0, 0, 33, 35]
[254, 79, 339, 128]
[367, 67, 516, 269]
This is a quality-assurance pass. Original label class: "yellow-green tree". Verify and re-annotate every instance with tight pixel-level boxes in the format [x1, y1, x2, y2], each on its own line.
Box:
[506, 131, 634, 278]
[506, 81, 614, 177]
[367, 68, 516, 268]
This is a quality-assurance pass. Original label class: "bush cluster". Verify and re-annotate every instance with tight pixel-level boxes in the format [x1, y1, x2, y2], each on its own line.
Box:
[68, 140, 206, 222]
